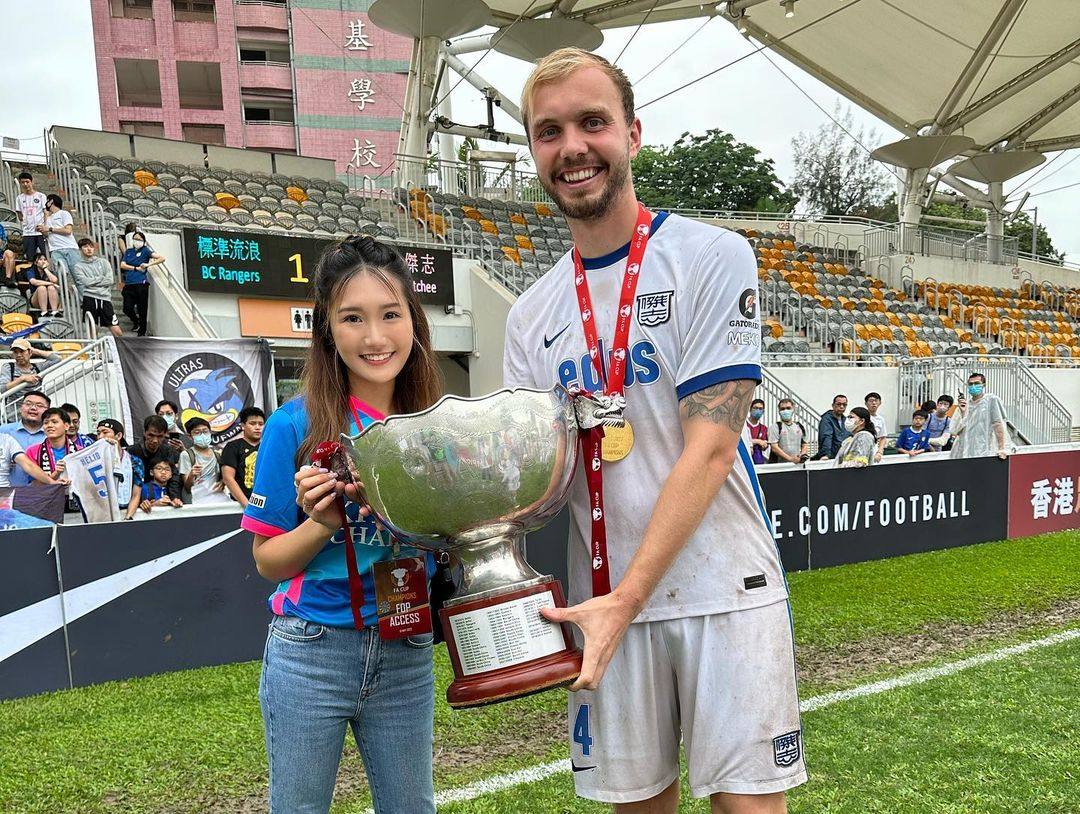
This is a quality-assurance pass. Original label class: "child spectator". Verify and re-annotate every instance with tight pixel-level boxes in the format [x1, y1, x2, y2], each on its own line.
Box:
[128, 415, 183, 501]
[221, 406, 264, 506]
[59, 403, 96, 448]
[26, 254, 62, 316]
[119, 230, 164, 336]
[141, 459, 182, 512]
[180, 417, 230, 505]
[73, 238, 123, 337]
[927, 395, 954, 450]
[15, 172, 48, 262]
[896, 410, 932, 457]
[24, 407, 79, 481]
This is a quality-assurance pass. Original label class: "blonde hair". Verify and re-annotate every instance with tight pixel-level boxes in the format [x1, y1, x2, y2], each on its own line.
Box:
[520, 47, 635, 138]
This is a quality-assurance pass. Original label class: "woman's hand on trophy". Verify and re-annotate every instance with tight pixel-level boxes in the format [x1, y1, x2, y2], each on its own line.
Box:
[294, 466, 359, 531]
[541, 591, 641, 691]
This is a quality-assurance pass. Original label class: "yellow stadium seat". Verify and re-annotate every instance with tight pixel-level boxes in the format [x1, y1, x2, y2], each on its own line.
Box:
[134, 170, 157, 189]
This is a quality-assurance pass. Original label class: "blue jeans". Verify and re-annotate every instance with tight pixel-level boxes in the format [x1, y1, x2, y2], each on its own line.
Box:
[50, 247, 84, 301]
[259, 614, 436, 814]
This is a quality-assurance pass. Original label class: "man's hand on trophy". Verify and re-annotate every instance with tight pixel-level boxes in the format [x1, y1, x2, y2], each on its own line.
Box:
[541, 590, 640, 691]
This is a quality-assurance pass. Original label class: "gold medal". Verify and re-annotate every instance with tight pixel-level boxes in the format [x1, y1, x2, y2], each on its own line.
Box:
[601, 420, 634, 462]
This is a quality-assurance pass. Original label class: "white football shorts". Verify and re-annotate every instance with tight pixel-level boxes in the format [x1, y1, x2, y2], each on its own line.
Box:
[568, 599, 807, 802]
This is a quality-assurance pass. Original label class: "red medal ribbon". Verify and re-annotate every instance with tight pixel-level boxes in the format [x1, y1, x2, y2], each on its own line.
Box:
[571, 203, 653, 597]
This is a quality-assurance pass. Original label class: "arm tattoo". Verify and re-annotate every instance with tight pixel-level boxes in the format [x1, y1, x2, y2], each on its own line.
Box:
[680, 380, 758, 434]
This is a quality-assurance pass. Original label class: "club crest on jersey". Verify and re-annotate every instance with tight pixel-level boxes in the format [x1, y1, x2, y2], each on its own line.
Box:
[773, 731, 801, 767]
[636, 290, 673, 327]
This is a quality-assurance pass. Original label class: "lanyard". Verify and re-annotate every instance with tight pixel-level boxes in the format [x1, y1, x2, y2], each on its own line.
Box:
[570, 203, 653, 597]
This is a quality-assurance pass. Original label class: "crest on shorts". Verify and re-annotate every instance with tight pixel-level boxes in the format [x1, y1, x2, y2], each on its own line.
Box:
[636, 290, 673, 327]
[773, 730, 801, 767]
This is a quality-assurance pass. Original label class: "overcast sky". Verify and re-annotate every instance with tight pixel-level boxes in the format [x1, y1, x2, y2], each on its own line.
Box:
[4, 2, 1077, 262]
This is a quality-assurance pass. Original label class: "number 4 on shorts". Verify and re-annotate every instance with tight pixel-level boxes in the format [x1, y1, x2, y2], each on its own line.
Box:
[573, 704, 592, 757]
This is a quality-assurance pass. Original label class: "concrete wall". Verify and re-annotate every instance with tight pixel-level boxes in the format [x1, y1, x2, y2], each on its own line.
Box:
[52, 126, 133, 159]
[1031, 368, 1080, 426]
[467, 264, 516, 397]
[206, 145, 274, 174]
[275, 154, 337, 181]
[766, 366, 902, 427]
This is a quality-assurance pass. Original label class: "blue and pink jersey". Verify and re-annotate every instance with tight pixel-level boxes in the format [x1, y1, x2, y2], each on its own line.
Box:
[241, 395, 433, 628]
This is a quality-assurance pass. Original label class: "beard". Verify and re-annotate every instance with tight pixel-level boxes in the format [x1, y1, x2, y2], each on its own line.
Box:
[540, 151, 631, 222]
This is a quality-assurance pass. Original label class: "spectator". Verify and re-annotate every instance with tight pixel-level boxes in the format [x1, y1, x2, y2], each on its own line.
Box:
[26, 254, 62, 316]
[15, 172, 48, 263]
[119, 230, 163, 336]
[128, 415, 183, 501]
[864, 391, 889, 461]
[835, 406, 877, 468]
[140, 459, 182, 512]
[24, 407, 79, 482]
[0, 428, 62, 488]
[0, 338, 61, 393]
[896, 410, 932, 457]
[179, 417, 230, 505]
[41, 194, 82, 300]
[221, 406, 264, 506]
[1, 222, 17, 289]
[950, 373, 1010, 460]
[0, 391, 50, 484]
[926, 395, 954, 450]
[156, 399, 193, 451]
[746, 398, 769, 464]
[815, 394, 850, 460]
[72, 238, 123, 337]
[768, 399, 809, 464]
[919, 400, 937, 416]
[118, 222, 141, 256]
[97, 418, 143, 520]
[59, 403, 96, 448]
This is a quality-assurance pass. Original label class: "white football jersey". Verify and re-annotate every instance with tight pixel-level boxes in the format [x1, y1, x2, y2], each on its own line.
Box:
[504, 213, 787, 621]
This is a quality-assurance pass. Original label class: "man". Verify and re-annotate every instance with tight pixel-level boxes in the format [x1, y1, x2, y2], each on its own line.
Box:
[768, 398, 809, 464]
[746, 397, 769, 465]
[816, 394, 850, 460]
[155, 399, 192, 451]
[926, 395, 954, 450]
[0, 390, 50, 485]
[221, 406, 264, 506]
[896, 410, 931, 457]
[72, 239, 123, 338]
[97, 418, 143, 520]
[864, 391, 888, 461]
[128, 415, 183, 501]
[15, 172, 48, 263]
[0, 338, 61, 393]
[40, 194, 82, 299]
[950, 373, 1010, 460]
[503, 48, 804, 813]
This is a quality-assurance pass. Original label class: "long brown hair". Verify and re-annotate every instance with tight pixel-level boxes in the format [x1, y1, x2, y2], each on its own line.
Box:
[297, 235, 442, 466]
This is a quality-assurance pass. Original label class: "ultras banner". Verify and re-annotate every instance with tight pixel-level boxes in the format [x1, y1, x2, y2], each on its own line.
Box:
[757, 456, 1009, 569]
[114, 337, 273, 446]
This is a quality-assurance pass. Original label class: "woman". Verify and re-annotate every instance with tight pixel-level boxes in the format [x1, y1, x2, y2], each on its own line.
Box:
[834, 406, 877, 468]
[241, 236, 442, 814]
[26, 254, 61, 316]
[119, 230, 164, 336]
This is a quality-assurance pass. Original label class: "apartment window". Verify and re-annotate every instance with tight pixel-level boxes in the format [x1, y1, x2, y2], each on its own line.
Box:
[119, 121, 165, 137]
[177, 61, 223, 110]
[239, 44, 291, 65]
[181, 124, 226, 146]
[115, 59, 162, 107]
[173, 0, 215, 22]
[110, 0, 153, 19]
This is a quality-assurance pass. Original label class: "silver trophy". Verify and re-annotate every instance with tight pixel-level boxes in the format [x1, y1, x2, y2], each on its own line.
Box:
[339, 385, 623, 707]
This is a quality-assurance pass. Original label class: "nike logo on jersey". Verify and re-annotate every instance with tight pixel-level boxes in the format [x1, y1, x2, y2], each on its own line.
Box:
[543, 322, 572, 348]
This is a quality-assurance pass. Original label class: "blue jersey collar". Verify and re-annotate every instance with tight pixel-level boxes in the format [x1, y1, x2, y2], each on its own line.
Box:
[578, 211, 670, 270]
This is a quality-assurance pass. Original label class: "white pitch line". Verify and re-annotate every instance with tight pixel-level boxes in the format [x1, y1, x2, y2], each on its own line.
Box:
[361, 627, 1080, 813]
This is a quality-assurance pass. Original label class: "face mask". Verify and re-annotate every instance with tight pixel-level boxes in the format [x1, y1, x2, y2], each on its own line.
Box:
[779, 409, 793, 421]
[132, 240, 145, 250]
[968, 384, 984, 397]
[750, 408, 764, 421]
[937, 405, 948, 414]
[845, 417, 859, 432]
[193, 432, 211, 448]
[162, 414, 175, 429]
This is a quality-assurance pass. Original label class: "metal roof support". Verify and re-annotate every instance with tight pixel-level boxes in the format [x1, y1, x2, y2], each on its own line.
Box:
[441, 52, 524, 124]
[941, 36, 1080, 131]
[553, 0, 579, 15]
[432, 121, 529, 147]
[930, 0, 1026, 131]
[446, 34, 496, 56]
[580, 0, 684, 25]
[1002, 83, 1080, 149]
[986, 181, 1005, 264]
[398, 36, 443, 184]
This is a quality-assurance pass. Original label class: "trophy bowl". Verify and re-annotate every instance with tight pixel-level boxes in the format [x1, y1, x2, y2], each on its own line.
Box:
[340, 386, 584, 707]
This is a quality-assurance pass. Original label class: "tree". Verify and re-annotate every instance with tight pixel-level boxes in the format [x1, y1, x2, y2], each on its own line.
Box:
[631, 129, 797, 213]
[790, 104, 892, 216]
[923, 202, 1064, 262]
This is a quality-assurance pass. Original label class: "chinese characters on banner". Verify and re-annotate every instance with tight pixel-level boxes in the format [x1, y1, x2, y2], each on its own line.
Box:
[197, 236, 262, 262]
[345, 19, 372, 50]
[345, 18, 378, 171]
[1007, 450, 1080, 537]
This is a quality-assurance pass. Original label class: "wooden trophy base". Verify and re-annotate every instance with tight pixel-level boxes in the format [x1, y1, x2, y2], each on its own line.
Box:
[440, 579, 582, 709]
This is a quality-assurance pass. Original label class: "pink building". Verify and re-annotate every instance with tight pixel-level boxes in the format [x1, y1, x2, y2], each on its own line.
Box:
[91, 0, 409, 183]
